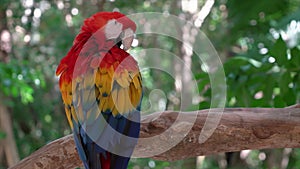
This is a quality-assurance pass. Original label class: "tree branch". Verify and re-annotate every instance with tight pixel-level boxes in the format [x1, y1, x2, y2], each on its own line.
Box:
[193, 0, 215, 28]
[10, 105, 300, 169]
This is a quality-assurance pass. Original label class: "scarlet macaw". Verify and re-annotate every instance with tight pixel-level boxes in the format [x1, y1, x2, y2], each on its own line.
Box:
[56, 12, 142, 169]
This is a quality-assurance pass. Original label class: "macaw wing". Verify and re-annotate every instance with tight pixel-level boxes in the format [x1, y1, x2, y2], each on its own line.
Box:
[63, 51, 142, 169]
[58, 74, 90, 169]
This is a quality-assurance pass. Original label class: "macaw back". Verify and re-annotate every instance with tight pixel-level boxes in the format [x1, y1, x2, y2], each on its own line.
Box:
[56, 12, 142, 169]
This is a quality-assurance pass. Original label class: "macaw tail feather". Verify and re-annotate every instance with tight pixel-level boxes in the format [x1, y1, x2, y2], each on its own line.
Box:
[100, 152, 110, 169]
[82, 144, 131, 169]
[74, 111, 140, 169]
[110, 154, 131, 169]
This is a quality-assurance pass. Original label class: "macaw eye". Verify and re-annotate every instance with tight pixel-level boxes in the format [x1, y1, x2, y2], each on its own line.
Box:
[110, 19, 118, 25]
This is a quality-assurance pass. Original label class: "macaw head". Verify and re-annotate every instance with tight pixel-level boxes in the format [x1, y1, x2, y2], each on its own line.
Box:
[56, 11, 136, 79]
[80, 11, 136, 50]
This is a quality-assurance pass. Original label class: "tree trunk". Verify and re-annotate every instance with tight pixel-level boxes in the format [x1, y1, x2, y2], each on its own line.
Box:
[0, 101, 20, 167]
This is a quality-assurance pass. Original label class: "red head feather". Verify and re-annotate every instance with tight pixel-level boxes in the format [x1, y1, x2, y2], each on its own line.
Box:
[56, 11, 136, 85]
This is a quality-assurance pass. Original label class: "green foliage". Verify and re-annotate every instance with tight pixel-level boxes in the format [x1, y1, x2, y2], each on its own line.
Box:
[226, 0, 289, 43]
[0, 60, 45, 104]
[196, 44, 299, 108]
[0, 131, 6, 139]
[270, 37, 289, 66]
[288, 149, 300, 168]
[196, 1, 300, 168]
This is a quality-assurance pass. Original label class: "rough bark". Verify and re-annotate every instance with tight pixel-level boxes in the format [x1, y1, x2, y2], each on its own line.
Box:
[9, 135, 81, 169]
[10, 105, 300, 169]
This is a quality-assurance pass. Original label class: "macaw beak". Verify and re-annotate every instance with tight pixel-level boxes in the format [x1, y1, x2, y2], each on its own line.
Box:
[121, 28, 134, 50]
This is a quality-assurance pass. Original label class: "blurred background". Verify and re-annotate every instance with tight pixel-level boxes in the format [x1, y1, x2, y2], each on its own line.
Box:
[0, 0, 300, 168]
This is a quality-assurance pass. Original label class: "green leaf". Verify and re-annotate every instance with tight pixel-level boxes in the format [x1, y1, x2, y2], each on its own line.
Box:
[269, 37, 288, 66]
[199, 101, 210, 109]
[278, 71, 292, 95]
[11, 86, 18, 97]
[263, 75, 276, 102]
[197, 73, 210, 92]
[274, 95, 286, 108]
[235, 87, 251, 107]
[282, 88, 296, 105]
[257, 62, 273, 73]
[20, 85, 34, 104]
[225, 56, 261, 68]
[247, 74, 264, 91]
[290, 47, 300, 68]
[251, 98, 266, 107]
[0, 131, 6, 139]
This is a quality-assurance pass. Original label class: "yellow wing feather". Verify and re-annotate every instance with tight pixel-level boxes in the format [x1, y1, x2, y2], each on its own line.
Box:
[96, 67, 142, 116]
[106, 69, 142, 116]
[60, 64, 142, 128]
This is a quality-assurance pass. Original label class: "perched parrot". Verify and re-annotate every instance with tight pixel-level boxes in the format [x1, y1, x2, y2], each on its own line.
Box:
[56, 11, 142, 169]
